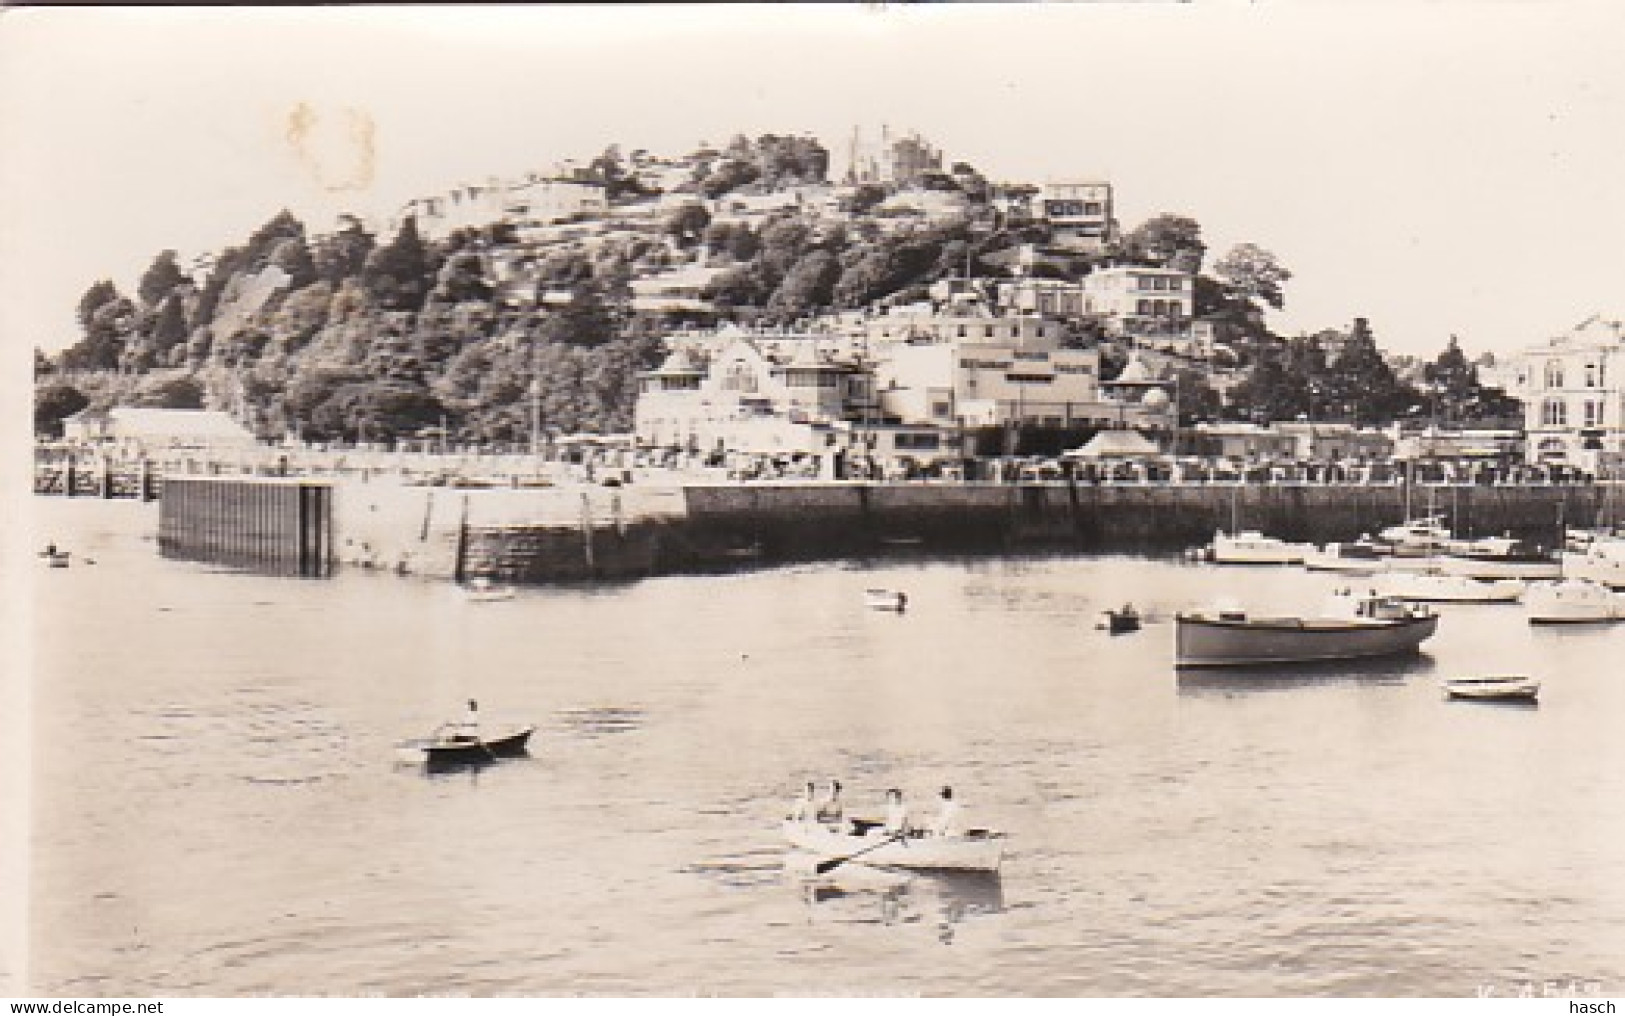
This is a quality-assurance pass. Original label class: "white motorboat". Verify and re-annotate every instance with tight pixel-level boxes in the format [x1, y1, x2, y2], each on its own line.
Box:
[782, 821, 1005, 873]
[1561, 536, 1625, 590]
[1209, 530, 1314, 565]
[1525, 579, 1624, 624]
[1302, 540, 1388, 575]
[1374, 571, 1524, 603]
[1434, 535, 1562, 580]
[1174, 591, 1437, 668]
[1377, 516, 1453, 557]
[864, 588, 909, 612]
[1443, 676, 1540, 702]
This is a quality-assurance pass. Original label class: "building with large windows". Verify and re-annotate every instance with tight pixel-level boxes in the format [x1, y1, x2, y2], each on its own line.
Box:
[1506, 316, 1625, 469]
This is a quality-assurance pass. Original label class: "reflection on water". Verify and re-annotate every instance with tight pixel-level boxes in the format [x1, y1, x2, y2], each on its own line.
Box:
[28, 500, 1625, 996]
[788, 859, 1005, 944]
[1176, 653, 1437, 695]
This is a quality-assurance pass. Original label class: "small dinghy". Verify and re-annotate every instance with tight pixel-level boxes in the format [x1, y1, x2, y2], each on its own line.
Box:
[1443, 676, 1540, 702]
[1097, 604, 1141, 634]
[864, 589, 908, 612]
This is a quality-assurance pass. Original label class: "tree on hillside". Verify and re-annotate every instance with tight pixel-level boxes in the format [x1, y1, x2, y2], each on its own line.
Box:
[700, 159, 760, 199]
[61, 292, 136, 371]
[1121, 214, 1205, 272]
[1325, 318, 1418, 425]
[665, 202, 712, 248]
[313, 215, 376, 284]
[538, 285, 616, 348]
[34, 383, 88, 437]
[1213, 243, 1292, 311]
[1423, 334, 1522, 423]
[138, 250, 188, 307]
[309, 380, 446, 445]
[767, 250, 840, 318]
[77, 280, 121, 331]
[362, 216, 431, 311]
[268, 236, 318, 290]
[151, 292, 190, 356]
[135, 375, 205, 409]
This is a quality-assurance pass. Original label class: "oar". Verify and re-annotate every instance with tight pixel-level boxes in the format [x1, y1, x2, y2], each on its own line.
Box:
[815, 831, 908, 875]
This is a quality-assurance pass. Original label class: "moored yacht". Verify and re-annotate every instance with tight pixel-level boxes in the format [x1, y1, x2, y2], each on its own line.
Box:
[1302, 539, 1388, 575]
[1561, 536, 1625, 590]
[1373, 571, 1524, 603]
[1174, 590, 1438, 668]
[1434, 535, 1562, 580]
[1376, 516, 1453, 557]
[1208, 530, 1315, 565]
[1525, 579, 1624, 624]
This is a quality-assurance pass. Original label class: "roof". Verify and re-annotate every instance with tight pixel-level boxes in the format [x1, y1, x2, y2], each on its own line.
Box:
[77, 407, 256, 441]
[1065, 429, 1162, 459]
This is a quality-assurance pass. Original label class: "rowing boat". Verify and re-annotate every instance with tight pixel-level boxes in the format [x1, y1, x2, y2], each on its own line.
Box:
[782, 821, 1005, 873]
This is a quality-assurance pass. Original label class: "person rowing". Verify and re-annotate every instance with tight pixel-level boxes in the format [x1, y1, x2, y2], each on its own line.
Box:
[929, 785, 963, 838]
[881, 788, 911, 837]
[815, 780, 844, 827]
[787, 781, 817, 824]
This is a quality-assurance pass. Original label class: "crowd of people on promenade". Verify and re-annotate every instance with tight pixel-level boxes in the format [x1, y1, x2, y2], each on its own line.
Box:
[33, 435, 1613, 493]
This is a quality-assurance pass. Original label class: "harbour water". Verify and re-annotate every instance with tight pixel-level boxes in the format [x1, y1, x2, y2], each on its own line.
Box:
[27, 498, 1625, 996]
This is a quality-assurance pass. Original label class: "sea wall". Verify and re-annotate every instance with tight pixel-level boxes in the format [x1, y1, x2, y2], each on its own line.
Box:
[155, 477, 1608, 582]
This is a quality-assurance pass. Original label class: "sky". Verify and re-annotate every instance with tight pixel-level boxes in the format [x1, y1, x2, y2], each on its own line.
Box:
[2, 2, 1624, 364]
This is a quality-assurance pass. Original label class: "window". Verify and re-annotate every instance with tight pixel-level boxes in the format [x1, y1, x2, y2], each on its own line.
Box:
[1585, 364, 1598, 388]
[1137, 300, 1153, 315]
[1586, 400, 1604, 427]
[1542, 398, 1568, 427]
[932, 401, 952, 418]
[1544, 360, 1565, 389]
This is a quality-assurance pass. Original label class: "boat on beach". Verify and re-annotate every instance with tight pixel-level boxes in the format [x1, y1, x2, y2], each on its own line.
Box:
[782, 821, 1005, 873]
[1174, 591, 1438, 668]
[1373, 571, 1524, 604]
[1208, 530, 1314, 565]
[1443, 676, 1540, 702]
[1525, 579, 1624, 624]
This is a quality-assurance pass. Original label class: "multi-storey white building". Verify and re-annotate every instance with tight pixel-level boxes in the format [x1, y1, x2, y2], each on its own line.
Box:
[1036, 180, 1116, 252]
[1506, 316, 1625, 468]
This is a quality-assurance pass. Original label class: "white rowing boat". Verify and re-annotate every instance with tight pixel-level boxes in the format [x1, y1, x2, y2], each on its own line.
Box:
[1443, 676, 1540, 702]
[782, 821, 1005, 873]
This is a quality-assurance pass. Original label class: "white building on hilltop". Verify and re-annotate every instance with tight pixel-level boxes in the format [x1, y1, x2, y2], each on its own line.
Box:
[1505, 315, 1625, 469]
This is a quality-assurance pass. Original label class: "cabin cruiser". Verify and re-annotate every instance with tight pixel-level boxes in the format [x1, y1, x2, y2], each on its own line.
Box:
[1174, 590, 1437, 668]
[1374, 571, 1524, 603]
[1302, 539, 1388, 575]
[1208, 530, 1315, 565]
[1376, 516, 1453, 557]
[1525, 579, 1624, 624]
[1433, 535, 1561, 580]
[1561, 536, 1625, 590]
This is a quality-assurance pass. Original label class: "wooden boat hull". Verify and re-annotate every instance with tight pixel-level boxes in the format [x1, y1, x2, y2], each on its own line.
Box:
[782, 821, 1004, 873]
[1175, 612, 1438, 668]
[418, 726, 535, 764]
